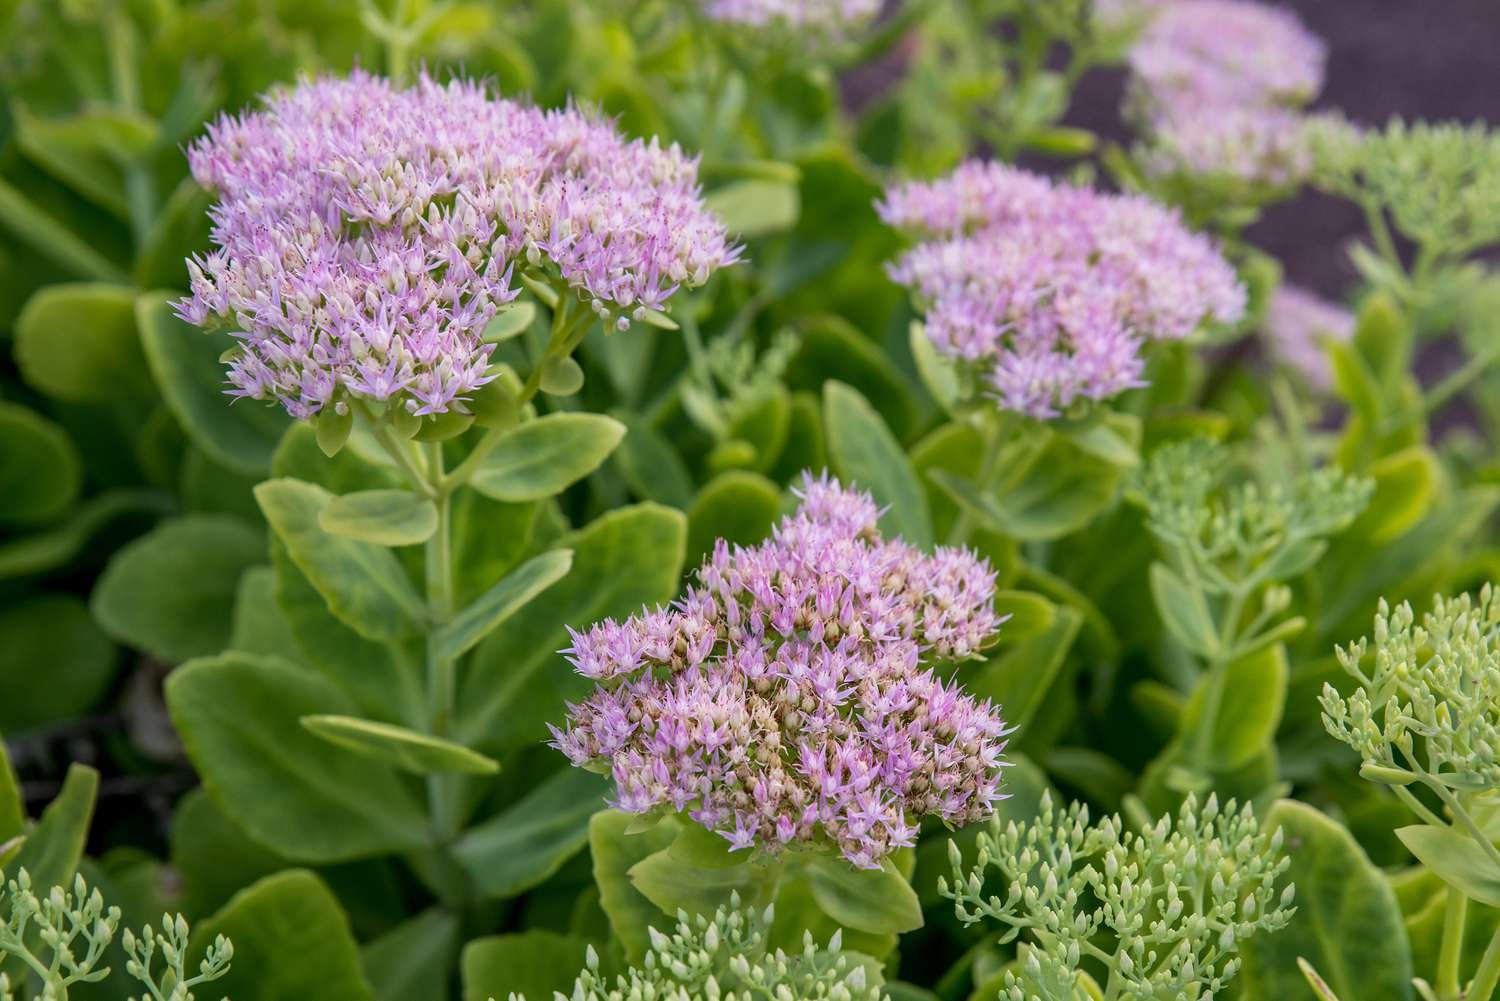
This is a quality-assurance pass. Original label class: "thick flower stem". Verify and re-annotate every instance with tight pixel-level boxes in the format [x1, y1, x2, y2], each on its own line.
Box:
[1437, 885, 1468, 1000]
[423, 441, 463, 841]
[1468, 923, 1500, 1001]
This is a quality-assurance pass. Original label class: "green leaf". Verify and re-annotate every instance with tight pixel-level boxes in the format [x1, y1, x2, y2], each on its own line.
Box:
[1397, 824, 1500, 908]
[1182, 644, 1289, 772]
[137, 290, 291, 476]
[803, 855, 923, 935]
[0, 489, 168, 581]
[256, 478, 426, 643]
[166, 652, 429, 863]
[482, 301, 537, 342]
[0, 764, 97, 984]
[539, 355, 585, 396]
[0, 742, 21, 848]
[990, 590, 1057, 642]
[462, 930, 591, 1001]
[789, 317, 916, 440]
[909, 322, 961, 414]
[91, 514, 263, 662]
[1149, 562, 1220, 660]
[824, 380, 932, 548]
[1329, 338, 1384, 424]
[0, 176, 127, 282]
[169, 787, 291, 919]
[0, 400, 81, 526]
[12, 763, 97, 890]
[1239, 800, 1412, 1001]
[627, 838, 770, 919]
[190, 870, 373, 1001]
[433, 549, 574, 663]
[968, 608, 1081, 736]
[705, 178, 801, 237]
[230, 565, 308, 664]
[318, 489, 439, 547]
[0, 594, 114, 730]
[686, 470, 782, 568]
[1351, 447, 1439, 544]
[301, 715, 500, 775]
[14, 282, 152, 402]
[363, 909, 460, 1001]
[458, 504, 686, 752]
[470, 413, 626, 501]
[316, 405, 355, 458]
[451, 768, 609, 899]
[612, 415, 695, 508]
[589, 810, 678, 962]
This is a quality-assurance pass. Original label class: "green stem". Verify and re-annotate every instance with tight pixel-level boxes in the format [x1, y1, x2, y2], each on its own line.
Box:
[1468, 922, 1500, 1001]
[1437, 885, 1468, 1000]
[422, 441, 461, 840]
[946, 413, 1009, 546]
[1422, 340, 1500, 419]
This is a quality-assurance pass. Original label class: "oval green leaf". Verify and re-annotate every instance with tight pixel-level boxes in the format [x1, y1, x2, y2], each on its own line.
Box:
[319, 489, 439, 547]
[470, 413, 626, 502]
[301, 714, 499, 775]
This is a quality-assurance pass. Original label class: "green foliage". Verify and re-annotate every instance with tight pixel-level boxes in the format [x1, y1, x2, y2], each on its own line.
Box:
[941, 792, 1295, 1000]
[0, 868, 232, 1001]
[504, 898, 886, 1001]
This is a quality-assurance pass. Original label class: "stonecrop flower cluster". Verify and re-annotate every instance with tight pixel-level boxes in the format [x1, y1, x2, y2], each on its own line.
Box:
[1322, 585, 1500, 793]
[506, 899, 886, 1001]
[941, 793, 1295, 1001]
[176, 71, 738, 420]
[879, 161, 1245, 417]
[702, 0, 880, 44]
[549, 474, 1009, 869]
[1261, 285, 1353, 390]
[1126, 1, 1328, 185]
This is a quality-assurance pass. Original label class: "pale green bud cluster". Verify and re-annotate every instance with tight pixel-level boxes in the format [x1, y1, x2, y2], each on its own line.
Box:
[1322, 584, 1500, 793]
[0, 868, 232, 1001]
[506, 896, 884, 1001]
[1312, 118, 1500, 265]
[939, 792, 1295, 1001]
[1135, 439, 1371, 594]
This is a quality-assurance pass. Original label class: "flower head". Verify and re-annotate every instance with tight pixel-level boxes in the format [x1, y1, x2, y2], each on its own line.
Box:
[1125, 2, 1327, 188]
[879, 162, 1245, 417]
[1128, 0, 1326, 111]
[1261, 284, 1353, 390]
[177, 71, 737, 420]
[701, 0, 881, 45]
[549, 473, 1009, 869]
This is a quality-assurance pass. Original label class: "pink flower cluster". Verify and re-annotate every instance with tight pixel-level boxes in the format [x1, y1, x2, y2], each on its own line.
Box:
[1126, 1, 1328, 185]
[703, 0, 880, 42]
[176, 72, 738, 420]
[549, 474, 1009, 869]
[1262, 285, 1353, 390]
[879, 162, 1245, 417]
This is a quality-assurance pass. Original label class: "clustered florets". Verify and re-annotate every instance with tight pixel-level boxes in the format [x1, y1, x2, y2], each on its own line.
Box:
[1125, 1, 1328, 185]
[879, 161, 1245, 417]
[506, 899, 886, 1001]
[549, 473, 1009, 869]
[941, 793, 1295, 1001]
[176, 71, 738, 420]
[702, 0, 880, 42]
[1261, 285, 1353, 390]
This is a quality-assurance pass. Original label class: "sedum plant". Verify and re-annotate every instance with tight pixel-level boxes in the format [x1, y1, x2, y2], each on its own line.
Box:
[1320, 585, 1500, 1001]
[940, 792, 1295, 1001]
[507, 897, 885, 1001]
[0, 869, 232, 1001]
[1134, 438, 1370, 791]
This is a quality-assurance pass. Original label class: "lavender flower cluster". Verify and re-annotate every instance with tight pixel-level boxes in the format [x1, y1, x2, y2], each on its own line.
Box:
[1126, 1, 1328, 186]
[1261, 285, 1353, 390]
[879, 161, 1246, 417]
[702, 0, 880, 44]
[549, 474, 1009, 869]
[176, 72, 738, 419]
